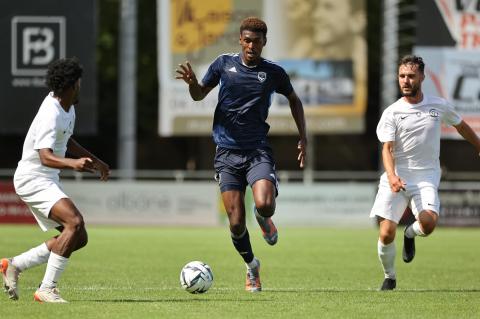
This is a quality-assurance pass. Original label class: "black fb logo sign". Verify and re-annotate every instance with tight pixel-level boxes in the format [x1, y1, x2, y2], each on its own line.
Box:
[11, 16, 66, 76]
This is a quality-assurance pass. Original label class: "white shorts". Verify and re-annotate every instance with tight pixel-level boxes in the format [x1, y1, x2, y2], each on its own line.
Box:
[370, 170, 441, 223]
[13, 174, 68, 231]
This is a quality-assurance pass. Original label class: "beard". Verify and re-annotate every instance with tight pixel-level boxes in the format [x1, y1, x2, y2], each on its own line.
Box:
[401, 86, 419, 97]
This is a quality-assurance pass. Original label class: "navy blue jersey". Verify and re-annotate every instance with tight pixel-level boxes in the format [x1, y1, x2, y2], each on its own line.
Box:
[201, 53, 293, 149]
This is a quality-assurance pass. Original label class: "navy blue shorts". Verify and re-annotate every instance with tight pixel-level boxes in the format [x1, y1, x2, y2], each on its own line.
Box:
[214, 146, 279, 195]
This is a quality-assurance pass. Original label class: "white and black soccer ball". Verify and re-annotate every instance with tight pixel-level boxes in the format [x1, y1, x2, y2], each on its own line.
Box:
[180, 261, 214, 294]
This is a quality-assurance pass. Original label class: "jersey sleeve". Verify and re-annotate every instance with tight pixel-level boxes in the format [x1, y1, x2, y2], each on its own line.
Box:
[442, 101, 462, 126]
[33, 111, 58, 151]
[275, 68, 294, 97]
[376, 109, 396, 142]
[200, 56, 222, 88]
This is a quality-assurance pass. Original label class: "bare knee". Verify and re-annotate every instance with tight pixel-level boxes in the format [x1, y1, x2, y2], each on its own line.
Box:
[50, 199, 85, 237]
[378, 218, 397, 245]
[64, 215, 86, 236]
[419, 221, 436, 235]
[75, 228, 88, 250]
[72, 215, 85, 232]
[379, 229, 396, 245]
[418, 211, 438, 236]
[255, 199, 275, 218]
[226, 207, 246, 236]
[252, 180, 276, 217]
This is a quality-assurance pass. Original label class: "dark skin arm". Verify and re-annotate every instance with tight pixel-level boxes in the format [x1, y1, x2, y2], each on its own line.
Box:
[175, 61, 213, 101]
[38, 138, 110, 181]
[286, 90, 307, 168]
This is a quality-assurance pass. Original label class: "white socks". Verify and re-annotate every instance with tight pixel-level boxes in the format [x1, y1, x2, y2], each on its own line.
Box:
[378, 240, 396, 279]
[12, 243, 50, 272]
[40, 252, 69, 289]
[405, 221, 426, 239]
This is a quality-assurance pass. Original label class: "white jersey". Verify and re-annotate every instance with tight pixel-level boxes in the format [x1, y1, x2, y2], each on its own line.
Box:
[15, 92, 75, 179]
[376, 95, 461, 171]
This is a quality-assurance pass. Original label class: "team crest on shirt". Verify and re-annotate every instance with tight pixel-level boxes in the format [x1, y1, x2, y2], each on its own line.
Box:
[257, 72, 267, 82]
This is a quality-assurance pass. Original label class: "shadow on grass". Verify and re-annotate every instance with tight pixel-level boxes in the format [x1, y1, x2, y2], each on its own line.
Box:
[265, 288, 480, 293]
[76, 288, 480, 302]
[79, 298, 274, 303]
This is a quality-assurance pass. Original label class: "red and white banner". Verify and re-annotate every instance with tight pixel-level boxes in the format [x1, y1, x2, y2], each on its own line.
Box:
[0, 181, 34, 224]
[415, 1, 480, 139]
[435, 0, 480, 49]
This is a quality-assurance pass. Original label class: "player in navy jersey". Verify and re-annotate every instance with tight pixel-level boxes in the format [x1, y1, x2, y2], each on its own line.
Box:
[176, 17, 307, 292]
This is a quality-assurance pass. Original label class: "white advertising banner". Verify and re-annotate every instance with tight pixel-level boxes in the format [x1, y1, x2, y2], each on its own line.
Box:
[62, 181, 219, 226]
[273, 183, 377, 227]
[157, 0, 367, 136]
[61, 181, 377, 227]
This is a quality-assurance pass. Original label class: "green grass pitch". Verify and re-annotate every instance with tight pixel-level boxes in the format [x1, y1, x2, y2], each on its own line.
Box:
[1, 225, 479, 318]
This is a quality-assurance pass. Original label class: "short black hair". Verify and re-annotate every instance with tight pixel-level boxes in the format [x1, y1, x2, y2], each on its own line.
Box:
[399, 55, 425, 73]
[46, 57, 83, 95]
[240, 17, 267, 38]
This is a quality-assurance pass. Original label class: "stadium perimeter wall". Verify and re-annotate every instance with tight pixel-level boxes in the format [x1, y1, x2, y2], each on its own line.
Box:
[1, 181, 479, 227]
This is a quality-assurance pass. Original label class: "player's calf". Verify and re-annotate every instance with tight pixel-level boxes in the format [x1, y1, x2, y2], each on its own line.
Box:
[254, 207, 278, 245]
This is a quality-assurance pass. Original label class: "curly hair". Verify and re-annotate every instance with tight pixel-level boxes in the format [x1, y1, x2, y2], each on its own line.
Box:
[399, 55, 425, 74]
[240, 17, 267, 38]
[46, 57, 83, 95]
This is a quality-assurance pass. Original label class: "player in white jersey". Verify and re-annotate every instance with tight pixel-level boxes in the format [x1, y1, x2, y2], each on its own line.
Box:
[370, 55, 480, 290]
[1, 57, 110, 303]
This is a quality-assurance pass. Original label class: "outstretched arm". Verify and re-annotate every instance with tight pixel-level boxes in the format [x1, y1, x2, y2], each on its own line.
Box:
[175, 61, 213, 101]
[453, 120, 480, 154]
[286, 90, 307, 168]
[66, 138, 110, 181]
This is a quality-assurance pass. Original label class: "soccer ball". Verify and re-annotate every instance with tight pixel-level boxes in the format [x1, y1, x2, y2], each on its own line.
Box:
[179, 261, 214, 293]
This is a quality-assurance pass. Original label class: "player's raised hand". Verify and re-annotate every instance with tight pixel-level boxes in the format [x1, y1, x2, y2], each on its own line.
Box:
[175, 61, 197, 85]
[387, 174, 406, 192]
[297, 138, 307, 168]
